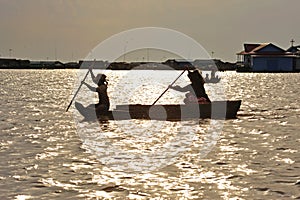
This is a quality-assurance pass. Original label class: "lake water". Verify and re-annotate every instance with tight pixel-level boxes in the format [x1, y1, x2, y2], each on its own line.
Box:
[0, 69, 299, 199]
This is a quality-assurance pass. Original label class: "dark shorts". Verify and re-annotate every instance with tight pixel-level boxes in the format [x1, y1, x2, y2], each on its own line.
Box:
[87, 103, 109, 115]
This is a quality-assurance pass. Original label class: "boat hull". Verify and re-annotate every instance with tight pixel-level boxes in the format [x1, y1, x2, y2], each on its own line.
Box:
[75, 100, 241, 121]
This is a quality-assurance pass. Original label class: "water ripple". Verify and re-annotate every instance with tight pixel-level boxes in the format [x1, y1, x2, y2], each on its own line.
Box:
[0, 70, 299, 199]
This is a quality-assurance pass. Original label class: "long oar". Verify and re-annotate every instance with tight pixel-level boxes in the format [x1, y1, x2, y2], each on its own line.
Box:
[66, 60, 96, 112]
[66, 60, 97, 112]
[152, 69, 186, 106]
[66, 69, 90, 112]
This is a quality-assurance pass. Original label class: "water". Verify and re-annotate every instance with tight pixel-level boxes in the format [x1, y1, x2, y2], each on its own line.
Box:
[0, 69, 299, 199]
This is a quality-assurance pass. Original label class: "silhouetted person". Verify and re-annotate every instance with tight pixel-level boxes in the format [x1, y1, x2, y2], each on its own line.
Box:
[211, 70, 216, 78]
[205, 73, 210, 82]
[169, 70, 211, 103]
[75, 68, 110, 118]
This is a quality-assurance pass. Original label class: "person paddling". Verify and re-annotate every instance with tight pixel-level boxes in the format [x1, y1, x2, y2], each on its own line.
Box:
[169, 69, 211, 104]
[75, 67, 110, 118]
[205, 73, 210, 82]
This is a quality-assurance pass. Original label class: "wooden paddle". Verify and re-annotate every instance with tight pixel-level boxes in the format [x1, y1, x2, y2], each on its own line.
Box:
[152, 69, 186, 106]
[66, 61, 96, 112]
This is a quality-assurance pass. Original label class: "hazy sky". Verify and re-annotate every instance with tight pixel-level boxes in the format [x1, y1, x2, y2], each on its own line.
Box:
[1, 0, 300, 62]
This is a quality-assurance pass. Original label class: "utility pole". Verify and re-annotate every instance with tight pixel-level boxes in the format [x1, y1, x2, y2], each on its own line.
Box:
[147, 48, 149, 62]
[123, 41, 128, 62]
[54, 47, 57, 60]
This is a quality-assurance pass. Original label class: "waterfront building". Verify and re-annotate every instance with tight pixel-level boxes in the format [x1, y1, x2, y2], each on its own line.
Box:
[237, 42, 300, 72]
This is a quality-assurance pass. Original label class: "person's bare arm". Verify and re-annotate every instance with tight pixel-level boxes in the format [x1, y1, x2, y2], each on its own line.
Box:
[82, 81, 97, 92]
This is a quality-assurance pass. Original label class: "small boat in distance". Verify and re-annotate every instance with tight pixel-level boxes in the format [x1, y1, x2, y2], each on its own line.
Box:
[204, 71, 221, 83]
[204, 77, 221, 83]
[75, 100, 242, 121]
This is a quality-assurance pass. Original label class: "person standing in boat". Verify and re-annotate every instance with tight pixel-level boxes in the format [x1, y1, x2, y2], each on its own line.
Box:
[211, 69, 219, 79]
[76, 68, 110, 117]
[205, 73, 210, 82]
[169, 69, 211, 104]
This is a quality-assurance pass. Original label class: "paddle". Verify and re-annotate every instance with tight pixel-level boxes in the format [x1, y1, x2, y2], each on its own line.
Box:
[66, 62, 96, 112]
[152, 69, 186, 106]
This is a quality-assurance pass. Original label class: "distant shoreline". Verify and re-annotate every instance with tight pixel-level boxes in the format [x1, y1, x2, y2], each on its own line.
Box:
[3, 57, 299, 72]
[0, 58, 237, 71]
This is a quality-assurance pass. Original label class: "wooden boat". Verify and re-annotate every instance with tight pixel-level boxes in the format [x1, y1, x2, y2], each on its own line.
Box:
[75, 100, 241, 121]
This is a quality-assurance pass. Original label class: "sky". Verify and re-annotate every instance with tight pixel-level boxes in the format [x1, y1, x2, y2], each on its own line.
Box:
[0, 0, 300, 62]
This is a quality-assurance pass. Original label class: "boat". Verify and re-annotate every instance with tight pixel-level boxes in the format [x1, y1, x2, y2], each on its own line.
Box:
[204, 77, 221, 83]
[75, 100, 241, 121]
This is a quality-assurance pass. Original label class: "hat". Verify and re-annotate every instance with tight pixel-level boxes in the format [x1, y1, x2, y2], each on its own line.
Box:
[188, 70, 200, 79]
[187, 70, 204, 84]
